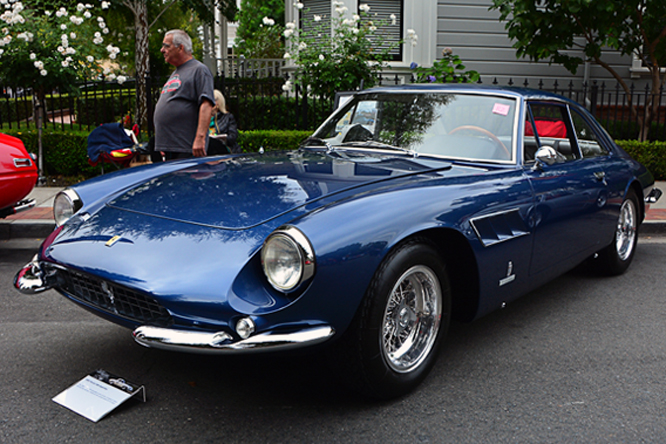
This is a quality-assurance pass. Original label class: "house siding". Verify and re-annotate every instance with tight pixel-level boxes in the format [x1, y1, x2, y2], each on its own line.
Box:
[435, 0, 637, 88]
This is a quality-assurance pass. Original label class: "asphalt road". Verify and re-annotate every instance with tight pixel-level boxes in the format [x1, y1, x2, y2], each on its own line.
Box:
[1, 236, 666, 444]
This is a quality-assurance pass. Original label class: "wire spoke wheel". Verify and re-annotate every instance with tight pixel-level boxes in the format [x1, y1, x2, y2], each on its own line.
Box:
[615, 197, 637, 261]
[381, 265, 442, 373]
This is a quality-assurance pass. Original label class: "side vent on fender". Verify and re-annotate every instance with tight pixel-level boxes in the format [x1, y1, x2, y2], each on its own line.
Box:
[470, 209, 529, 247]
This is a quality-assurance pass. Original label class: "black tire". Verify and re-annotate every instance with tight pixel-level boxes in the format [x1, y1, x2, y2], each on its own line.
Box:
[595, 190, 640, 276]
[341, 238, 451, 399]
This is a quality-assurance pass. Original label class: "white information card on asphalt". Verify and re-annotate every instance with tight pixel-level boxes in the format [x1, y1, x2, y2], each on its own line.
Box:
[52, 370, 145, 422]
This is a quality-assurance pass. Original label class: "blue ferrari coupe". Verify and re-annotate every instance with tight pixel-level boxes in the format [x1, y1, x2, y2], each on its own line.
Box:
[15, 85, 661, 398]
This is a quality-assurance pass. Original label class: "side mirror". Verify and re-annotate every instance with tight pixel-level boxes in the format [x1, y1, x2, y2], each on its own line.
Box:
[535, 146, 559, 166]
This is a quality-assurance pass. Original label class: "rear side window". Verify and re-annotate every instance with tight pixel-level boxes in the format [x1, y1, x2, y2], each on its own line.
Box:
[570, 109, 609, 158]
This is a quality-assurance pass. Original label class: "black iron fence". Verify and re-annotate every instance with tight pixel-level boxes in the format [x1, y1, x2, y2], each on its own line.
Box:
[2, 75, 665, 141]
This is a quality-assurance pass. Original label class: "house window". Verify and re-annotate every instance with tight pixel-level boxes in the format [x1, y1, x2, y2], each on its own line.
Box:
[361, 0, 403, 61]
[300, 0, 403, 61]
[300, 0, 331, 38]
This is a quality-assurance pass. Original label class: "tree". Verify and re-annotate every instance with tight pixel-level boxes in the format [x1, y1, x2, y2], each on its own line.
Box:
[234, 0, 285, 58]
[491, 0, 666, 141]
[0, 1, 124, 179]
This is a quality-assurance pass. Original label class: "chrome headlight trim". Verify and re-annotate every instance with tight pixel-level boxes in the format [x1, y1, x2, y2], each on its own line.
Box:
[261, 226, 315, 293]
[54, 188, 83, 227]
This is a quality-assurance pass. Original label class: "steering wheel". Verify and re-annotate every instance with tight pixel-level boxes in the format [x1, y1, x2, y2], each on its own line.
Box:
[449, 125, 510, 158]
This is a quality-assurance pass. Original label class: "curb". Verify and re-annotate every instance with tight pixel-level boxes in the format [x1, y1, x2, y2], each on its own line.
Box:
[0, 220, 56, 241]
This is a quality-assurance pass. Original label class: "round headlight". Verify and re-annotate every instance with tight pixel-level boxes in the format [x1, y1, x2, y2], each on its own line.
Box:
[54, 189, 82, 227]
[261, 226, 315, 292]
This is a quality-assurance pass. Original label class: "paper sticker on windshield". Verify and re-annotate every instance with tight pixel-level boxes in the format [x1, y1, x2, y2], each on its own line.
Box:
[492, 103, 510, 116]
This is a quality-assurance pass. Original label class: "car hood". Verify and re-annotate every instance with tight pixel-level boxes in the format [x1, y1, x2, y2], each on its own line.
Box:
[107, 150, 453, 229]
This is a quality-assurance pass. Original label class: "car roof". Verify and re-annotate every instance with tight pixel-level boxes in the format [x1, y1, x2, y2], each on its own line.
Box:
[357, 83, 578, 105]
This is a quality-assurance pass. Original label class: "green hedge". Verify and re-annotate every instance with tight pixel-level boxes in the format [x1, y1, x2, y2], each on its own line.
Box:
[1, 128, 312, 179]
[616, 140, 666, 181]
[3, 128, 664, 182]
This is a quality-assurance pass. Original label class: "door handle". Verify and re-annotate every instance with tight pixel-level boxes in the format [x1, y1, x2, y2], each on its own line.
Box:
[594, 171, 606, 181]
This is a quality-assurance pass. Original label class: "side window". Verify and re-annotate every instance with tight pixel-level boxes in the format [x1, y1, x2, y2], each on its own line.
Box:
[524, 103, 578, 162]
[570, 109, 609, 158]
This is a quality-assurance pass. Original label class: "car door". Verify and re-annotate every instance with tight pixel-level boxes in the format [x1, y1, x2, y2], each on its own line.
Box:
[523, 101, 610, 275]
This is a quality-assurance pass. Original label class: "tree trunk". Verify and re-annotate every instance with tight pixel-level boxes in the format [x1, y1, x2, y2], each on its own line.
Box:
[134, 1, 150, 131]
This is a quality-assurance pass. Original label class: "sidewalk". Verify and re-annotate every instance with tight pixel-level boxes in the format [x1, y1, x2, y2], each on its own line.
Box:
[2, 182, 666, 240]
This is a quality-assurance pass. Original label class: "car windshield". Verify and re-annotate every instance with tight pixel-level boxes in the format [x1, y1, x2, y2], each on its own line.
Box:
[313, 92, 517, 162]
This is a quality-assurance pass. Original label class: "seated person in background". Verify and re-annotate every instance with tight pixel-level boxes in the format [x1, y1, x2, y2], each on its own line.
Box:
[209, 89, 241, 154]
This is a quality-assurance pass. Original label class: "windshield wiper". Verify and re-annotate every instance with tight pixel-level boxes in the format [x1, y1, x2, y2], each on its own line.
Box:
[299, 136, 331, 150]
[339, 140, 416, 156]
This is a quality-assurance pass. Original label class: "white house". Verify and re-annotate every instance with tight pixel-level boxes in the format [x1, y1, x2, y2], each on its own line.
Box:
[286, 0, 650, 88]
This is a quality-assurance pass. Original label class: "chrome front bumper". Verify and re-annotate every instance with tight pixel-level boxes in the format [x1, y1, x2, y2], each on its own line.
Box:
[133, 325, 335, 354]
[15, 258, 336, 354]
[14, 255, 52, 294]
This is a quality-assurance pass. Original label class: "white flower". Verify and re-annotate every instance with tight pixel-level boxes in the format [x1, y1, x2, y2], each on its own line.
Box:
[70, 16, 84, 25]
[0, 49, 3, 56]
[117, 75, 127, 84]
[34, 60, 44, 69]
[283, 52, 291, 59]
[66, 47, 76, 54]
[294, 2, 303, 9]
[262, 17, 275, 26]
[283, 29, 294, 38]
[390, 14, 397, 25]
[369, 25, 377, 32]
[29, 53, 35, 59]
[352, 14, 360, 21]
[298, 42, 307, 50]
[86, 55, 94, 62]
[350, 27, 359, 34]
[83, 11, 91, 18]
[102, 27, 109, 34]
[101, 1, 109, 9]
[286, 22, 296, 29]
[318, 54, 324, 61]
[61, 60, 69, 67]
[282, 80, 292, 92]
[44, 10, 51, 16]
[359, 4, 370, 13]
[60, 24, 67, 30]
[335, 6, 348, 14]
[70, 32, 76, 39]
[332, 1, 344, 6]
[343, 19, 354, 26]
[56, 7, 67, 18]
[97, 17, 104, 22]
[57, 46, 64, 53]
[40, 69, 47, 76]
[314, 15, 321, 22]
[106, 73, 116, 81]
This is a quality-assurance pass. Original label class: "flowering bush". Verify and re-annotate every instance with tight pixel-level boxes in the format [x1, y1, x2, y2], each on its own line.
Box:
[0, 1, 124, 98]
[281, 1, 418, 101]
[410, 48, 480, 84]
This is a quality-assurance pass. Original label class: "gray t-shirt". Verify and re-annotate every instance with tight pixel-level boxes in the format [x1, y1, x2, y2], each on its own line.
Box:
[154, 59, 215, 153]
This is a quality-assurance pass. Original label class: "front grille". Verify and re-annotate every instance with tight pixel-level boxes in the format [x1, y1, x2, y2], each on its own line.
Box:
[50, 265, 173, 327]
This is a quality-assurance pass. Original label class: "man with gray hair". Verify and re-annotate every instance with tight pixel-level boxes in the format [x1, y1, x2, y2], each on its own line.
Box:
[153, 29, 215, 159]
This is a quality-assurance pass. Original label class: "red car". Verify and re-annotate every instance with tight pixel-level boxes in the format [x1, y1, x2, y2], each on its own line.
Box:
[0, 133, 38, 218]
